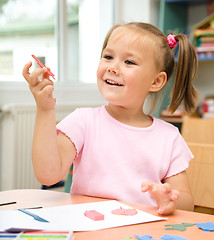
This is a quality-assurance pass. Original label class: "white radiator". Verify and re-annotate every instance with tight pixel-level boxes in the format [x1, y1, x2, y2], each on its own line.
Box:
[0, 103, 99, 191]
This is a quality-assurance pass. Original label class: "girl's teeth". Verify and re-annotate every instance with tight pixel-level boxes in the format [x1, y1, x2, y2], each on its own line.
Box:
[108, 80, 115, 84]
[106, 80, 122, 86]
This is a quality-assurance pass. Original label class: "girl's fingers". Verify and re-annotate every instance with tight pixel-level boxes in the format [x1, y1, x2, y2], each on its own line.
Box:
[141, 182, 155, 192]
[162, 183, 171, 193]
[31, 68, 48, 86]
[170, 190, 179, 201]
[22, 62, 33, 82]
[141, 186, 149, 192]
[43, 84, 54, 97]
[141, 181, 179, 216]
[158, 200, 176, 215]
[41, 67, 52, 80]
[31, 78, 54, 96]
[23, 62, 48, 86]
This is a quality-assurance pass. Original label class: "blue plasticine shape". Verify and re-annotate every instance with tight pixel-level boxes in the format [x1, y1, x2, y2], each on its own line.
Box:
[161, 234, 189, 240]
[135, 235, 158, 240]
[195, 222, 214, 231]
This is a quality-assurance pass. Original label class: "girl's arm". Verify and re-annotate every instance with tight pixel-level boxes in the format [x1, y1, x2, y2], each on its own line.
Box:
[163, 171, 194, 211]
[22, 62, 76, 185]
[141, 171, 194, 215]
[32, 109, 76, 185]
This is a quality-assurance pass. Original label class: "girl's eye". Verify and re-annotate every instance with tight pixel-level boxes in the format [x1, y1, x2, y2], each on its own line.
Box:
[125, 60, 136, 65]
[103, 55, 113, 60]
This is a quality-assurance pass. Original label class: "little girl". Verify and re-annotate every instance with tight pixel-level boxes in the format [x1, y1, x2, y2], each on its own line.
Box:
[23, 22, 198, 215]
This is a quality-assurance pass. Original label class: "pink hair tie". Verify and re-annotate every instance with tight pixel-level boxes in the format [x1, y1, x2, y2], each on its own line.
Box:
[167, 34, 177, 49]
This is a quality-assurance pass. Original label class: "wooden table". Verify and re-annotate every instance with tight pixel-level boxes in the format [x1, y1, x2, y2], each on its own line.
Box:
[0, 189, 214, 240]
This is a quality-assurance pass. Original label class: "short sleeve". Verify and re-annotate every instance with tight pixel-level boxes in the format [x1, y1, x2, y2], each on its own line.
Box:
[56, 108, 87, 155]
[165, 131, 194, 179]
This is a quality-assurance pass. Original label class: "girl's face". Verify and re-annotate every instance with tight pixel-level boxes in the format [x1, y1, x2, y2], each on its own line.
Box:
[97, 27, 161, 109]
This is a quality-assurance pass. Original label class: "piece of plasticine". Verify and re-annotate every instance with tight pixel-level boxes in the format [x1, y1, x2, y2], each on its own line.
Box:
[165, 223, 195, 231]
[121, 237, 136, 240]
[161, 234, 188, 240]
[111, 207, 137, 216]
[195, 222, 214, 231]
[135, 234, 157, 240]
[84, 210, 104, 221]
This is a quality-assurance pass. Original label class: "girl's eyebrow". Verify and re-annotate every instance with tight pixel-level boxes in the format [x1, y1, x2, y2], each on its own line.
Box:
[124, 52, 143, 62]
[103, 47, 113, 53]
[103, 47, 143, 63]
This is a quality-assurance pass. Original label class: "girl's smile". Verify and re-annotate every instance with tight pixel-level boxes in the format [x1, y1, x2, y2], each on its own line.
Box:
[104, 79, 124, 87]
[103, 73, 124, 87]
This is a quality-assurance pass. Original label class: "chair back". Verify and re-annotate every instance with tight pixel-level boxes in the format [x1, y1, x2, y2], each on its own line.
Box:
[181, 116, 214, 144]
[182, 117, 214, 209]
[186, 143, 214, 208]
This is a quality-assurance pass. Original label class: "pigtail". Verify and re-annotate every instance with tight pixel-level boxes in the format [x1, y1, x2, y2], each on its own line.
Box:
[168, 34, 198, 114]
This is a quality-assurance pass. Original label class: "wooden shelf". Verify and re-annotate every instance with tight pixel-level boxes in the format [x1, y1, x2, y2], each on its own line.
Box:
[161, 116, 183, 123]
[166, 0, 211, 4]
[197, 53, 214, 61]
[175, 53, 214, 62]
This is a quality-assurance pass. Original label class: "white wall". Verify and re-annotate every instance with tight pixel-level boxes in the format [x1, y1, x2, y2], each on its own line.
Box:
[114, 0, 159, 26]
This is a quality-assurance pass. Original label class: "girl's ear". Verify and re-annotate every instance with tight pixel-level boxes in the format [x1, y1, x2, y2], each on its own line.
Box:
[149, 71, 167, 92]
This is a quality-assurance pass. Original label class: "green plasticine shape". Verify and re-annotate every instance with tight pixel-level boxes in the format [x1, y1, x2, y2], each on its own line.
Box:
[165, 223, 195, 231]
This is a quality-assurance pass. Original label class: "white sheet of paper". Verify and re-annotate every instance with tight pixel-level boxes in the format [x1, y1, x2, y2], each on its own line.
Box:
[0, 200, 166, 231]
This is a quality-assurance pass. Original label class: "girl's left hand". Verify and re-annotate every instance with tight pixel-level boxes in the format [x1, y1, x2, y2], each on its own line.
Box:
[141, 182, 179, 215]
[22, 62, 55, 111]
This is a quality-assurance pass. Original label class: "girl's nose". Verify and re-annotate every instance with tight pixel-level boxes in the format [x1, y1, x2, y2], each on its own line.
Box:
[107, 63, 120, 75]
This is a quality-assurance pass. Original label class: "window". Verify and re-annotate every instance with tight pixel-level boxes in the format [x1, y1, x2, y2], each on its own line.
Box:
[0, 51, 13, 75]
[65, 0, 114, 83]
[0, 0, 58, 82]
[0, 0, 114, 83]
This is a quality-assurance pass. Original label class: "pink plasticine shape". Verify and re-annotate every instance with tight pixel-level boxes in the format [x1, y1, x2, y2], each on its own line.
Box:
[84, 210, 104, 221]
[111, 207, 137, 216]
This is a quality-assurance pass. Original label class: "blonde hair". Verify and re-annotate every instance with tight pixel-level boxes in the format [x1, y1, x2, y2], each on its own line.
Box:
[101, 22, 198, 114]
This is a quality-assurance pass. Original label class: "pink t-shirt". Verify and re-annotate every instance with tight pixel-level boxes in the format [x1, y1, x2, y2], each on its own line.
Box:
[56, 106, 193, 206]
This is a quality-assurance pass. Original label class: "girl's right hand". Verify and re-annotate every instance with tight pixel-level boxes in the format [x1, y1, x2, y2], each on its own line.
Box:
[22, 61, 56, 111]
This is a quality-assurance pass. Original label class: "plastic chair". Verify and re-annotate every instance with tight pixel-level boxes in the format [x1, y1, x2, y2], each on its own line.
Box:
[41, 180, 65, 190]
[41, 164, 73, 192]
[64, 164, 73, 193]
